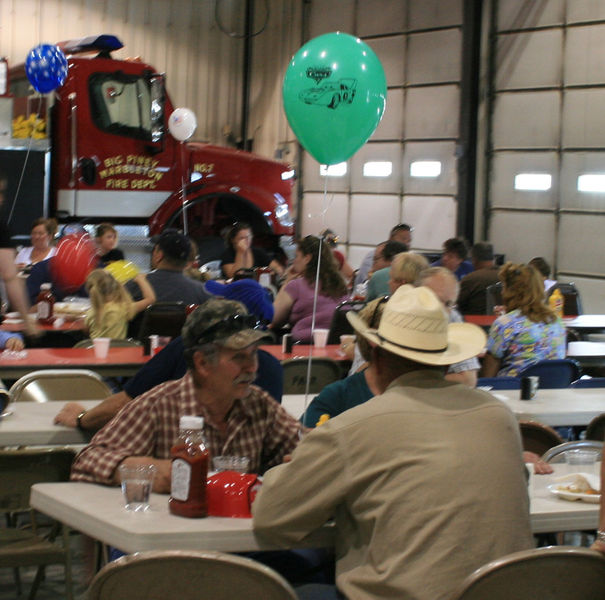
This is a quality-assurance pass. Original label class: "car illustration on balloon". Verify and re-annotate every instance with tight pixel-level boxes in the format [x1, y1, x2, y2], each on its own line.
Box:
[299, 78, 357, 109]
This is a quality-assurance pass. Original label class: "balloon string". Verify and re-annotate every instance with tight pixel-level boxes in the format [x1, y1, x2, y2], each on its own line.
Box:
[7, 95, 42, 225]
[301, 172, 329, 425]
[180, 142, 188, 236]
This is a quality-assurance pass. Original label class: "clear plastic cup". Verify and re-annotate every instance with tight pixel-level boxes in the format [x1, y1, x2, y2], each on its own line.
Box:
[118, 464, 156, 512]
[212, 456, 250, 474]
[564, 449, 598, 476]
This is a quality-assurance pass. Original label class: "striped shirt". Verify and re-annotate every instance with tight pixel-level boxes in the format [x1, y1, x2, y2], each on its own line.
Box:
[71, 372, 300, 484]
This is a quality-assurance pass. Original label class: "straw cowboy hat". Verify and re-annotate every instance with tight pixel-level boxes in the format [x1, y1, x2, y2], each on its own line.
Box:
[347, 285, 485, 366]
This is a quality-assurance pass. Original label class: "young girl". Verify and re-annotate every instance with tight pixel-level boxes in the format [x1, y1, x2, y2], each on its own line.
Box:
[85, 269, 155, 339]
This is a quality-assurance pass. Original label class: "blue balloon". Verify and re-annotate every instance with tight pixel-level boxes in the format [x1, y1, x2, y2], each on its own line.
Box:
[25, 44, 68, 94]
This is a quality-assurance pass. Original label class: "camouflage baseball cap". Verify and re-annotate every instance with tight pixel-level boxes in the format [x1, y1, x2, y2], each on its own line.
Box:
[182, 298, 270, 350]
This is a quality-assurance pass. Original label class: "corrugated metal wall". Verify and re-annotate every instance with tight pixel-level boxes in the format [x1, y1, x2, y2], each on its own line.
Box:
[0, 0, 300, 159]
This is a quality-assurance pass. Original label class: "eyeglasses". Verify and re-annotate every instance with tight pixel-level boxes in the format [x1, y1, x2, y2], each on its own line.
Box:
[193, 314, 261, 346]
[443, 300, 457, 310]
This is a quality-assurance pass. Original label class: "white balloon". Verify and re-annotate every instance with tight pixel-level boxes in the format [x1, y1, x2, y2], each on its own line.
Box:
[168, 107, 197, 141]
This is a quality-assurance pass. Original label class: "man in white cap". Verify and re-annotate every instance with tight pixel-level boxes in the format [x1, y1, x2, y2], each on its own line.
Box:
[253, 285, 532, 600]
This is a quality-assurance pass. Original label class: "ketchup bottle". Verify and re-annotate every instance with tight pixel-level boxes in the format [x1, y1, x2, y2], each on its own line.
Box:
[169, 416, 209, 518]
[36, 283, 55, 324]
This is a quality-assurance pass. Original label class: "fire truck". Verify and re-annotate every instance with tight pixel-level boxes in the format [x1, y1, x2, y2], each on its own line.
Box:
[1, 34, 295, 262]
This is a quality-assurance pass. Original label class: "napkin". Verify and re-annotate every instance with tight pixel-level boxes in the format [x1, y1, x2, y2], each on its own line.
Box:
[554, 472, 601, 494]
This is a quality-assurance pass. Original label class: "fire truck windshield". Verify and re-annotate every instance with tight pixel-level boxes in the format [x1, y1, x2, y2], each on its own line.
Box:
[89, 72, 153, 140]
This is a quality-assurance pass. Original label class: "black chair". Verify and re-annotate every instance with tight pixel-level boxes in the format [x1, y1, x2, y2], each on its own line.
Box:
[135, 302, 188, 341]
[557, 282, 583, 316]
[518, 359, 581, 389]
[519, 421, 564, 456]
[326, 300, 365, 345]
[485, 282, 502, 315]
[585, 414, 605, 441]
[477, 376, 521, 390]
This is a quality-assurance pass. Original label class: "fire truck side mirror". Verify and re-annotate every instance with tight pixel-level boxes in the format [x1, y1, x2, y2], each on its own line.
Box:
[148, 72, 165, 145]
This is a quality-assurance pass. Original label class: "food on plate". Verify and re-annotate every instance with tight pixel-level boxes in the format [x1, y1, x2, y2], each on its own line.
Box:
[555, 473, 600, 495]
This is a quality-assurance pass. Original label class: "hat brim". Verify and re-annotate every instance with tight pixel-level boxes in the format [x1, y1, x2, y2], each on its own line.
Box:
[347, 311, 485, 366]
[220, 328, 272, 350]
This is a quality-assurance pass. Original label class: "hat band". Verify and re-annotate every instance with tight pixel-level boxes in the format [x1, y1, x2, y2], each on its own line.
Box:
[377, 332, 448, 354]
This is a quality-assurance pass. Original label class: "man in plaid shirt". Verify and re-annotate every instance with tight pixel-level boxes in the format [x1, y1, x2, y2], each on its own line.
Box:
[71, 298, 301, 491]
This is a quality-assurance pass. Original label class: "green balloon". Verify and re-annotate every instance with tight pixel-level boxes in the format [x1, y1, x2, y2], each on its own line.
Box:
[283, 32, 387, 165]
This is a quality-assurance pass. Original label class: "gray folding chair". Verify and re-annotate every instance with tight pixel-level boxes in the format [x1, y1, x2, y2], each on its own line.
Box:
[88, 549, 297, 600]
[541, 440, 603, 463]
[281, 358, 343, 394]
[0, 447, 76, 600]
[450, 546, 605, 600]
[9, 369, 112, 403]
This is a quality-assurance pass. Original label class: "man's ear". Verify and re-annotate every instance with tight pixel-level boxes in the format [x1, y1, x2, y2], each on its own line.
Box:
[192, 349, 211, 377]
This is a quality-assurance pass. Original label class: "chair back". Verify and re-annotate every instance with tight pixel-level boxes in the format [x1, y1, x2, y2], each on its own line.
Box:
[518, 359, 581, 389]
[74, 338, 142, 349]
[135, 301, 188, 340]
[9, 369, 112, 403]
[0, 447, 75, 512]
[485, 281, 502, 315]
[519, 420, 564, 456]
[282, 358, 343, 394]
[556, 282, 583, 316]
[326, 300, 365, 345]
[450, 546, 605, 600]
[88, 549, 297, 600]
[571, 377, 605, 388]
[586, 413, 605, 441]
[541, 439, 603, 463]
[477, 376, 520, 390]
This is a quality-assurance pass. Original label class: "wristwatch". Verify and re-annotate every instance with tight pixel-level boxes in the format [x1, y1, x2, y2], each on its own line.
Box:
[597, 530, 605, 545]
[76, 410, 87, 431]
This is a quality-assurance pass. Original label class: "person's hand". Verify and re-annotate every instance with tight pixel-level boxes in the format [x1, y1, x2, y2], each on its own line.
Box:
[54, 402, 86, 428]
[591, 538, 605, 555]
[236, 237, 250, 253]
[5, 336, 24, 351]
[22, 316, 40, 338]
[522, 451, 554, 474]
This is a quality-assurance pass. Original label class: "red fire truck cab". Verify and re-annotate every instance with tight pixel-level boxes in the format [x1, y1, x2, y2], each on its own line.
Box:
[7, 35, 295, 260]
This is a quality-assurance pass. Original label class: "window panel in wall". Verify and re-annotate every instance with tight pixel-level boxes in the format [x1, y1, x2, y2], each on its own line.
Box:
[405, 85, 460, 139]
[557, 214, 605, 278]
[308, 0, 355, 38]
[407, 29, 461, 85]
[356, 0, 407, 36]
[366, 36, 405, 88]
[562, 90, 605, 149]
[491, 152, 557, 210]
[497, 0, 564, 30]
[402, 196, 456, 250]
[408, 0, 462, 30]
[373, 88, 404, 141]
[300, 192, 350, 239]
[567, 1, 605, 24]
[348, 245, 373, 271]
[302, 153, 350, 194]
[350, 142, 402, 194]
[560, 152, 605, 211]
[565, 25, 605, 86]
[403, 141, 457, 195]
[349, 194, 400, 244]
[492, 92, 560, 149]
[496, 30, 562, 90]
[489, 211, 555, 265]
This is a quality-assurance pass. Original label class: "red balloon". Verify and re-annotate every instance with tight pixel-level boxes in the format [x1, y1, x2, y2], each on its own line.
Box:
[50, 233, 98, 292]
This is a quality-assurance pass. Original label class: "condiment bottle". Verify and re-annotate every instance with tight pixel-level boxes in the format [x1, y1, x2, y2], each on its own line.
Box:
[169, 415, 209, 518]
[36, 283, 55, 324]
[548, 287, 564, 319]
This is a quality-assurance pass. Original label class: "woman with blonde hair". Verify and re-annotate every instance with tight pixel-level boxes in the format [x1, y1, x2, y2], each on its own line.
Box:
[85, 269, 155, 339]
[481, 262, 565, 377]
[388, 252, 429, 294]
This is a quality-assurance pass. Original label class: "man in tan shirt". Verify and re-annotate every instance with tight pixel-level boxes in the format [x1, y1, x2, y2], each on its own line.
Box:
[253, 285, 533, 600]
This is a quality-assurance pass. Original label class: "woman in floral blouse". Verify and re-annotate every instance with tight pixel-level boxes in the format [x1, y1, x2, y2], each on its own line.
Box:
[481, 262, 565, 377]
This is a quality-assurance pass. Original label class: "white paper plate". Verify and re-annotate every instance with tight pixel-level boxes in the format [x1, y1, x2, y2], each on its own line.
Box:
[547, 483, 601, 503]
